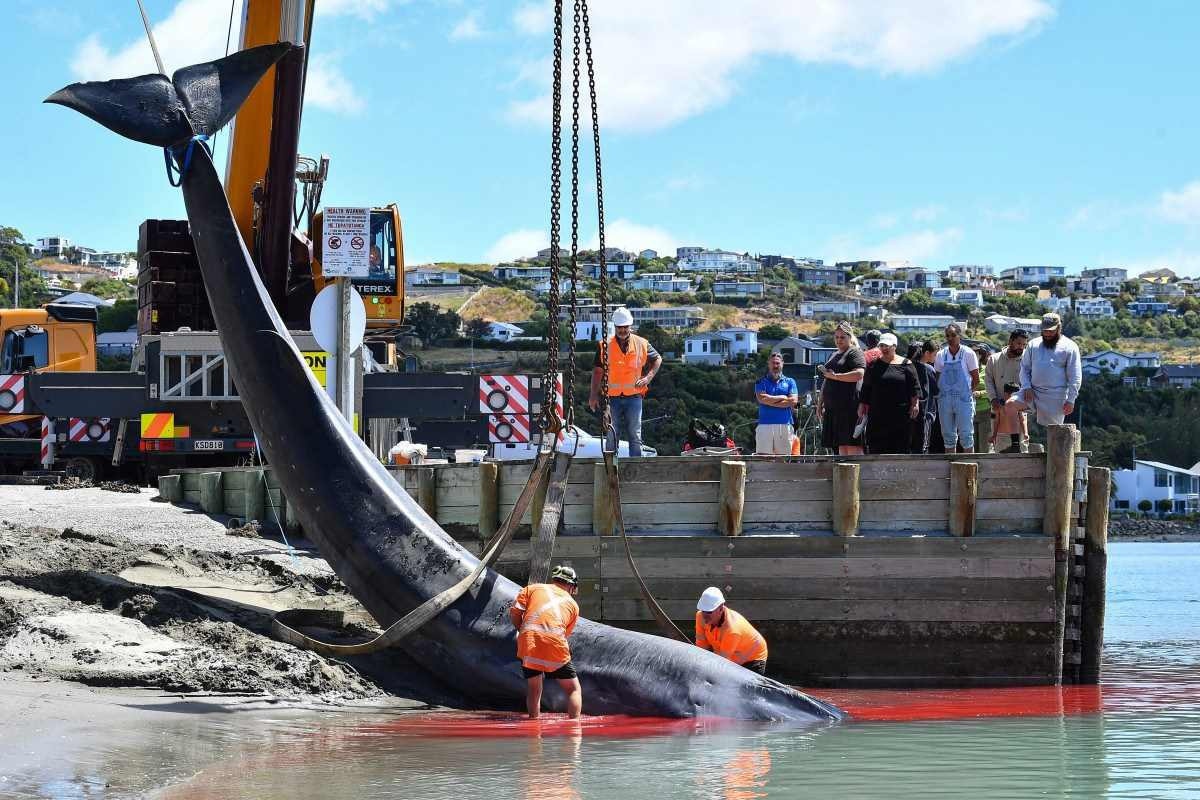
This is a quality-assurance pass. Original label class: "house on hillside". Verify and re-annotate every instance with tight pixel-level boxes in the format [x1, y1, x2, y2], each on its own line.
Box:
[585, 261, 637, 280]
[97, 326, 138, 358]
[797, 299, 861, 319]
[890, 314, 962, 335]
[639, 249, 658, 260]
[984, 314, 1041, 334]
[1128, 299, 1171, 317]
[1000, 265, 1066, 286]
[794, 264, 846, 286]
[629, 306, 704, 329]
[1075, 297, 1115, 318]
[406, 268, 462, 286]
[1082, 350, 1160, 376]
[713, 280, 768, 298]
[625, 273, 692, 293]
[676, 249, 760, 274]
[681, 327, 759, 365]
[775, 336, 836, 367]
[1111, 460, 1200, 513]
[481, 322, 524, 342]
[1038, 296, 1073, 315]
[858, 278, 908, 299]
[1153, 365, 1200, 388]
[492, 264, 552, 281]
[908, 269, 942, 290]
[1139, 280, 1185, 298]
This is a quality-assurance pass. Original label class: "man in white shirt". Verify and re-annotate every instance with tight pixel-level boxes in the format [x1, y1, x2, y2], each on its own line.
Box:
[933, 323, 980, 452]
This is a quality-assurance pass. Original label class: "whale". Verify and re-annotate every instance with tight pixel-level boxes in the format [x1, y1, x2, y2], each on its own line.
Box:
[47, 43, 843, 722]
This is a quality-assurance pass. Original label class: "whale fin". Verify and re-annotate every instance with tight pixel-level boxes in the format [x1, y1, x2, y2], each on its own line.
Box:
[45, 43, 295, 147]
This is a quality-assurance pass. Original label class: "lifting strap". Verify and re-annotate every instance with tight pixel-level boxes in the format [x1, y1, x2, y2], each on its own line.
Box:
[604, 450, 689, 642]
[271, 448, 555, 657]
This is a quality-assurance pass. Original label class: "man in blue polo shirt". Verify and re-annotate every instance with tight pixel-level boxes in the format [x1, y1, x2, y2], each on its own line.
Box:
[754, 352, 798, 454]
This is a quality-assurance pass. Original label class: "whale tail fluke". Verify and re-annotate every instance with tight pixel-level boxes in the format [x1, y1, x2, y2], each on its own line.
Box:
[45, 42, 295, 148]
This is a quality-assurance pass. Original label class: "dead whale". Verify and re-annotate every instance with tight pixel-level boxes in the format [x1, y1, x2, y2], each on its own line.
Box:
[47, 43, 842, 722]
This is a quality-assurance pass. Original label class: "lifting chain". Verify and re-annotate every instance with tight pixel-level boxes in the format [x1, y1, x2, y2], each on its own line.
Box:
[541, 0, 566, 438]
[563, 0, 583, 431]
[580, 0, 610, 435]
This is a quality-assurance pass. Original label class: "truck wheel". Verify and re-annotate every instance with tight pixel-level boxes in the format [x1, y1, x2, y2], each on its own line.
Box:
[64, 456, 102, 483]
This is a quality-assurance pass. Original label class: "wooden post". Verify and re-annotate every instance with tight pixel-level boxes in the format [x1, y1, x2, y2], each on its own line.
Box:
[1080, 466, 1110, 685]
[199, 471, 223, 514]
[718, 460, 746, 537]
[478, 462, 500, 540]
[417, 467, 438, 518]
[1044, 423, 1077, 685]
[592, 461, 615, 536]
[157, 474, 182, 503]
[949, 461, 978, 537]
[832, 462, 860, 537]
[243, 468, 266, 523]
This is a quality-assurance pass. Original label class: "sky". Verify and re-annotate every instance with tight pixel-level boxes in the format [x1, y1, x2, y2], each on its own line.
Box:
[2, 0, 1200, 273]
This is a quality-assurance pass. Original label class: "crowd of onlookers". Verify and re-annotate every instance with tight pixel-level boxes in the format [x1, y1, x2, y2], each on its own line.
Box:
[754, 313, 1084, 456]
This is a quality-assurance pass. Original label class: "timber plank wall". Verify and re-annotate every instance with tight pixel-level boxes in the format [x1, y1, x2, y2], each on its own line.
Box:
[395, 448, 1098, 687]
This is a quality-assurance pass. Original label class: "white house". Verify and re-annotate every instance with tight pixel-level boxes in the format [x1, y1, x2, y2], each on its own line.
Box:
[984, 314, 1042, 334]
[1111, 460, 1200, 514]
[629, 306, 704, 329]
[1075, 297, 1115, 318]
[859, 278, 908, 299]
[1081, 350, 1161, 376]
[33, 235, 71, 258]
[682, 332, 733, 366]
[532, 277, 577, 296]
[797, 300, 861, 319]
[890, 314, 962, 334]
[717, 327, 758, 359]
[929, 288, 985, 307]
[482, 322, 524, 342]
[1038, 296, 1073, 315]
[406, 268, 462, 287]
[677, 249, 760, 274]
[1000, 265, 1067, 286]
[625, 273, 692, 293]
[712, 281, 766, 298]
[492, 264, 552, 281]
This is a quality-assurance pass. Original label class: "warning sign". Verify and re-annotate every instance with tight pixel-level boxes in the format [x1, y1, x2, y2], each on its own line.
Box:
[321, 207, 370, 278]
[302, 351, 328, 387]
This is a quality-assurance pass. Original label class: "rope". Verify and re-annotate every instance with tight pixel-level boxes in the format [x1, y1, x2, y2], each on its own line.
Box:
[272, 449, 556, 657]
[164, 134, 212, 187]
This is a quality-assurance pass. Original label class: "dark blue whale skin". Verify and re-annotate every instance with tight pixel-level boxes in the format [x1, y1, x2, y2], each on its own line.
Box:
[46, 45, 843, 722]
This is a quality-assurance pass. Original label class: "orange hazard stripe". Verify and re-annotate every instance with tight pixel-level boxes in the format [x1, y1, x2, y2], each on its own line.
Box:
[141, 413, 174, 439]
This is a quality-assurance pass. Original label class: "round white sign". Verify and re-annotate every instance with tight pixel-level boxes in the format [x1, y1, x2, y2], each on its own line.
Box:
[310, 283, 367, 354]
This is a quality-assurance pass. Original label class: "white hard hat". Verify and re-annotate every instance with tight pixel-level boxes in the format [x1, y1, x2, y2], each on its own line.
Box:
[697, 586, 725, 612]
[611, 307, 634, 327]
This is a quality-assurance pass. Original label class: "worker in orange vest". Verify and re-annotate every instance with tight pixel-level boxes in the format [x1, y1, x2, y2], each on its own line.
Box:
[509, 564, 583, 719]
[587, 306, 661, 457]
[695, 587, 769, 675]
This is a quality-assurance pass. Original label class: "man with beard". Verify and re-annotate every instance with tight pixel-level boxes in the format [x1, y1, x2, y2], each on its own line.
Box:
[1007, 313, 1082, 428]
[986, 330, 1030, 451]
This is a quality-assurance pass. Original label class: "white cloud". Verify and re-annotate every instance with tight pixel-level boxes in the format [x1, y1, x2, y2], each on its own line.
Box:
[827, 227, 962, 264]
[1159, 181, 1200, 225]
[982, 204, 1029, 224]
[585, 219, 679, 256]
[450, 10, 485, 41]
[911, 204, 944, 223]
[507, 0, 1053, 132]
[305, 53, 366, 115]
[315, 0, 396, 20]
[486, 229, 547, 263]
[70, 0, 365, 116]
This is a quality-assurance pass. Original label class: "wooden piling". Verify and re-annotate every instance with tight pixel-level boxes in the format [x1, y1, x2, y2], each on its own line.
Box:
[832, 462, 860, 537]
[199, 472, 223, 514]
[949, 461, 978, 537]
[478, 462, 500, 540]
[1044, 424, 1077, 685]
[417, 467, 438, 517]
[244, 468, 266, 523]
[718, 460, 746, 537]
[157, 474, 182, 503]
[1080, 466, 1110, 684]
[592, 461, 615, 536]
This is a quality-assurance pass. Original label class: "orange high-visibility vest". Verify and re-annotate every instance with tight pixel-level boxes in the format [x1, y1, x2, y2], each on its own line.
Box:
[606, 334, 650, 397]
[514, 583, 579, 672]
[695, 607, 768, 665]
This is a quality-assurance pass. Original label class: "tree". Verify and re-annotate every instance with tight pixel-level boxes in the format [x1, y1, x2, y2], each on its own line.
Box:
[81, 278, 135, 300]
[98, 299, 137, 334]
[1155, 499, 1173, 514]
[1137, 499, 1153, 513]
[758, 323, 790, 340]
[463, 317, 491, 340]
[405, 301, 460, 343]
[0, 226, 47, 308]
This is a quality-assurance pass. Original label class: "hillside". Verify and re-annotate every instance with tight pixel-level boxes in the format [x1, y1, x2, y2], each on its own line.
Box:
[457, 287, 536, 322]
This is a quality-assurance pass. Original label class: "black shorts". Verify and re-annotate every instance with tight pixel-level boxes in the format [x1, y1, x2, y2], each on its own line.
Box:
[522, 662, 577, 680]
[742, 659, 767, 675]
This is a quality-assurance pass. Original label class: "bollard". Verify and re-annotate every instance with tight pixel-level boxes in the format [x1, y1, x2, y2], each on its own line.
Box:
[1044, 424, 1078, 684]
[1080, 467, 1110, 684]
[832, 463, 860, 537]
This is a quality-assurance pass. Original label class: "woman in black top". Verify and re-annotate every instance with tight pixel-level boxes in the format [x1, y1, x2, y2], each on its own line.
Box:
[860, 333, 920, 454]
[816, 322, 866, 455]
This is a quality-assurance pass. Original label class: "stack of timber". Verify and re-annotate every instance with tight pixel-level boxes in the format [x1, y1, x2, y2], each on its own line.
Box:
[136, 220, 215, 335]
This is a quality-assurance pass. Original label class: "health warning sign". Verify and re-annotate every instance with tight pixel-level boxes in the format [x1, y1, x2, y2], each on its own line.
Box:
[321, 207, 370, 278]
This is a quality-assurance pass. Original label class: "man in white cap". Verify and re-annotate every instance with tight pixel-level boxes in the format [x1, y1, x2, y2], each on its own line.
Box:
[694, 587, 769, 675]
[588, 306, 661, 457]
[1007, 312, 1082, 428]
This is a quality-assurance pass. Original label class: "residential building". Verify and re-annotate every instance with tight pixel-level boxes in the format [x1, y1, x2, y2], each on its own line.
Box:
[999, 265, 1067, 286]
[585, 261, 637, 280]
[759, 254, 796, 270]
[535, 246, 569, 261]
[559, 300, 623, 322]
[33, 236, 71, 258]
[908, 269, 942, 290]
[859, 278, 908, 299]
[836, 260, 912, 274]
[984, 314, 1041, 334]
[716, 327, 758, 359]
[1082, 350, 1161, 376]
[97, 326, 138, 358]
[929, 288, 956, 303]
[481, 322, 524, 342]
[675, 246, 705, 261]
[682, 332, 733, 366]
[944, 265, 996, 283]
[776, 336, 836, 367]
[929, 288, 984, 307]
[1138, 280, 1185, 298]
[676, 249, 760, 274]
[1038, 296, 1073, 315]
[625, 273, 692, 293]
[1075, 297, 1115, 318]
[531, 277, 577, 296]
[1111, 460, 1200, 514]
[573, 320, 613, 341]
[889, 314, 963, 335]
[600, 247, 634, 262]
[492, 264, 552, 281]
[1078, 267, 1127, 297]
[797, 299, 862, 319]
[638, 249, 658, 261]
[713, 280, 766, 298]
[795, 265, 846, 286]
[1128, 299, 1171, 317]
[1177, 277, 1199, 293]
[629, 306, 705, 329]
[1153, 365, 1200, 388]
[406, 268, 462, 287]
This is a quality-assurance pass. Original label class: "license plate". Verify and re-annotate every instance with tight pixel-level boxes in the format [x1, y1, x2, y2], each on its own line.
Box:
[194, 440, 225, 451]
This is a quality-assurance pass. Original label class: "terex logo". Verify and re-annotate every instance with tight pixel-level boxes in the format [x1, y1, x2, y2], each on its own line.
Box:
[357, 284, 391, 295]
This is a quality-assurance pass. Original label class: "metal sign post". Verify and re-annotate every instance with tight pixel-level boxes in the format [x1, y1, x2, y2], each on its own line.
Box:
[336, 276, 354, 421]
[318, 207, 370, 425]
